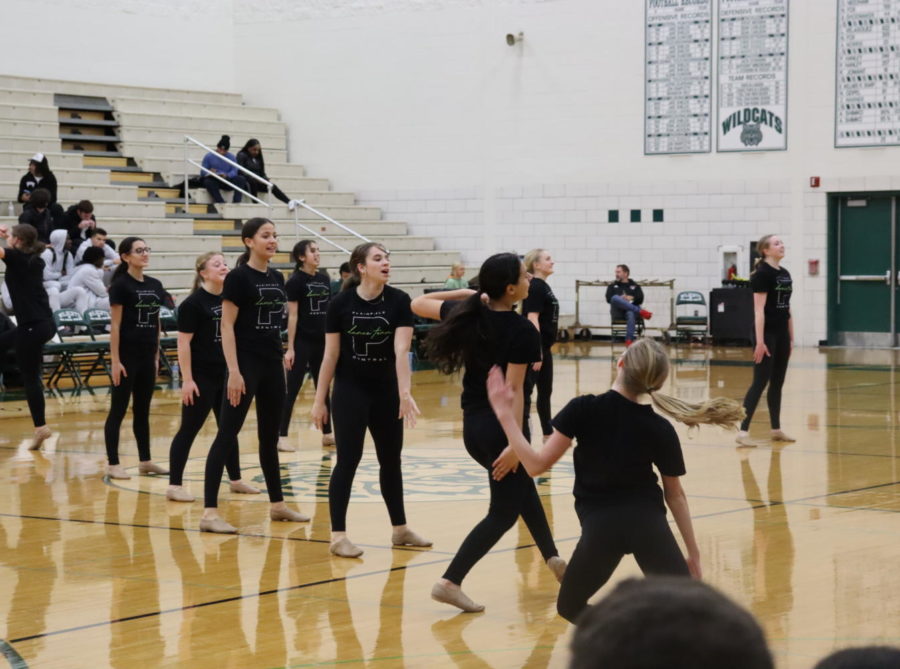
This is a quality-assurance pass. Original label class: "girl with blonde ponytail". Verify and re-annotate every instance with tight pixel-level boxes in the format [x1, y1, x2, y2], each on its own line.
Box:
[486, 338, 744, 623]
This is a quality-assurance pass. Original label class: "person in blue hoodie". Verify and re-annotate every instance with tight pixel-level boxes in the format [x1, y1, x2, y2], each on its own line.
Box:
[201, 135, 249, 204]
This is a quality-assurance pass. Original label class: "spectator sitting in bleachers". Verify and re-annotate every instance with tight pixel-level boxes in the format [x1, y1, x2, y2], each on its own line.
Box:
[60, 199, 97, 246]
[201, 135, 249, 203]
[569, 577, 774, 669]
[237, 138, 292, 206]
[41, 230, 75, 288]
[67, 246, 110, 311]
[18, 153, 58, 206]
[443, 262, 467, 289]
[74, 228, 119, 285]
[17, 188, 58, 243]
[41, 230, 88, 313]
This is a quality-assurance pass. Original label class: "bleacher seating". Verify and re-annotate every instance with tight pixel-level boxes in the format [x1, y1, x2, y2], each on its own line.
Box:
[0, 75, 459, 310]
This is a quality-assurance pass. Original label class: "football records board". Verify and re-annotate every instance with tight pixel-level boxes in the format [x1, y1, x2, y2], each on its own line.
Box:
[645, 0, 713, 154]
[717, 0, 789, 151]
[835, 0, 900, 147]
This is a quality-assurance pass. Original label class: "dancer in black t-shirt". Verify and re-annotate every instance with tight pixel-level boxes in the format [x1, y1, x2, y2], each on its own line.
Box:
[279, 240, 334, 452]
[411, 253, 565, 613]
[166, 253, 260, 502]
[0, 224, 55, 448]
[200, 218, 309, 533]
[105, 237, 169, 479]
[486, 338, 744, 622]
[312, 242, 430, 557]
[737, 235, 795, 446]
[523, 248, 560, 441]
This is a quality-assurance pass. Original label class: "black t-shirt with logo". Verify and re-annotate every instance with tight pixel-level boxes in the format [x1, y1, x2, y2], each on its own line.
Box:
[439, 301, 541, 413]
[1, 248, 52, 325]
[177, 288, 225, 373]
[326, 285, 413, 381]
[285, 269, 331, 342]
[222, 263, 287, 361]
[750, 262, 792, 330]
[552, 390, 686, 512]
[109, 273, 165, 355]
[522, 277, 559, 347]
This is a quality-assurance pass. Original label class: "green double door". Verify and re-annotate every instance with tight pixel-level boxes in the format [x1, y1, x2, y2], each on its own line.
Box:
[831, 195, 900, 347]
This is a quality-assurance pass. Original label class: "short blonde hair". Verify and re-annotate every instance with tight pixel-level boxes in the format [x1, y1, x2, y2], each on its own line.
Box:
[621, 339, 745, 429]
[192, 252, 224, 292]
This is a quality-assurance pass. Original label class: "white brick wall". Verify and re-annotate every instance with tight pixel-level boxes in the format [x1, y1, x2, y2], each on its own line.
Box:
[359, 177, 828, 343]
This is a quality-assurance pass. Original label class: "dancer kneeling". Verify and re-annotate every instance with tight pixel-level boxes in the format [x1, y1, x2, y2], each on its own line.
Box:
[485, 338, 744, 622]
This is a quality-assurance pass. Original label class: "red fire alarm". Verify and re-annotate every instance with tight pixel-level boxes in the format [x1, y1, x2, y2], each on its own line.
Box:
[808, 259, 819, 276]
[810, 176, 821, 188]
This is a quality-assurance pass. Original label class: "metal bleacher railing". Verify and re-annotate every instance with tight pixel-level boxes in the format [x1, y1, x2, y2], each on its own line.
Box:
[183, 135, 370, 254]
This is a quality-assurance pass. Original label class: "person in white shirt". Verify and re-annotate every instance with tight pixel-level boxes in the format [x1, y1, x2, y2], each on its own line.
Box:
[42, 229, 87, 312]
[74, 228, 119, 267]
[67, 246, 110, 311]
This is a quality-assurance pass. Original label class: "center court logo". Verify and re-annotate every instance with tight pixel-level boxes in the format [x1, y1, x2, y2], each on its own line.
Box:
[111, 448, 574, 502]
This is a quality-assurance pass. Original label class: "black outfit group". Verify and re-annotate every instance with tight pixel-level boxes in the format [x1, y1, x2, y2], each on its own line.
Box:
[523, 276, 559, 436]
[438, 300, 560, 585]
[741, 262, 793, 431]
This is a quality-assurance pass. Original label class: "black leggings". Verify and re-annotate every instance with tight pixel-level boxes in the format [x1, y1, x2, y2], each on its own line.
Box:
[0, 319, 53, 427]
[530, 347, 554, 436]
[105, 349, 157, 465]
[168, 367, 241, 486]
[329, 375, 406, 532]
[247, 179, 290, 205]
[203, 353, 285, 508]
[557, 501, 689, 622]
[740, 326, 791, 431]
[280, 337, 331, 437]
[442, 408, 559, 585]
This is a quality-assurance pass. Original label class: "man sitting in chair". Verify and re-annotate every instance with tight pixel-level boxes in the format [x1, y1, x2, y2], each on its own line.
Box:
[605, 264, 652, 346]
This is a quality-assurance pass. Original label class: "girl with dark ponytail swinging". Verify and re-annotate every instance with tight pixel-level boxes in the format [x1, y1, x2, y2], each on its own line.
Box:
[736, 234, 795, 446]
[486, 338, 745, 622]
[166, 252, 260, 502]
[0, 224, 56, 448]
[105, 237, 169, 479]
[411, 253, 565, 613]
[200, 218, 309, 533]
[312, 242, 430, 558]
[279, 240, 334, 452]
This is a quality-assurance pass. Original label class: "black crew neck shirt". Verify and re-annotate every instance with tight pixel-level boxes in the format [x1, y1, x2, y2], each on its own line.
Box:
[177, 288, 225, 372]
[750, 262, 792, 329]
[285, 269, 331, 342]
[1, 248, 52, 325]
[522, 277, 559, 347]
[439, 301, 541, 412]
[552, 390, 686, 511]
[326, 285, 413, 381]
[222, 263, 286, 361]
[109, 273, 165, 354]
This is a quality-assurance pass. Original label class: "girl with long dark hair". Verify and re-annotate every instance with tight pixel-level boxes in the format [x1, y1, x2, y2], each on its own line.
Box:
[279, 240, 334, 452]
[236, 139, 291, 205]
[736, 234, 794, 446]
[166, 252, 260, 502]
[523, 248, 559, 442]
[486, 338, 744, 622]
[200, 218, 308, 533]
[0, 223, 55, 448]
[312, 242, 430, 557]
[410, 253, 565, 613]
[105, 236, 169, 479]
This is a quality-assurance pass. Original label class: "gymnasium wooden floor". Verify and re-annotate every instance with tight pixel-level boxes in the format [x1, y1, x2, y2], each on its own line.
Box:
[1, 342, 899, 668]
